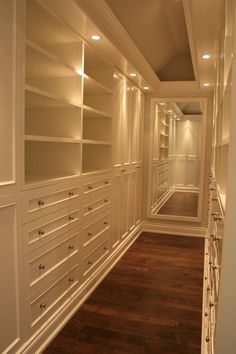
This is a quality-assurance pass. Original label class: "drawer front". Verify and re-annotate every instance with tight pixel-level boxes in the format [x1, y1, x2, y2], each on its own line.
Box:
[82, 190, 111, 222]
[82, 238, 109, 279]
[82, 212, 111, 248]
[23, 181, 80, 222]
[23, 207, 80, 253]
[26, 234, 78, 293]
[83, 175, 111, 196]
[30, 266, 78, 327]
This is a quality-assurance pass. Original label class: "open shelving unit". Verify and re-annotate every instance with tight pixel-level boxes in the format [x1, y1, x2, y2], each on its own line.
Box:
[82, 44, 114, 174]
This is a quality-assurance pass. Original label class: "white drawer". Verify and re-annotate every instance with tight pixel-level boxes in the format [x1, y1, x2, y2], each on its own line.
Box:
[82, 211, 111, 249]
[29, 265, 78, 328]
[83, 175, 111, 196]
[23, 180, 80, 222]
[82, 238, 109, 280]
[25, 233, 79, 295]
[82, 190, 111, 224]
[23, 207, 80, 253]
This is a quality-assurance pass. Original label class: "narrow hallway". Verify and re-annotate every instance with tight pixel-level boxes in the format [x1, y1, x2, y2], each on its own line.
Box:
[44, 233, 204, 354]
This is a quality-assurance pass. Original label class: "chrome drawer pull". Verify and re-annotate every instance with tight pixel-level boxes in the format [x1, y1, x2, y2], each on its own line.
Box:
[38, 200, 45, 206]
[88, 232, 93, 236]
[40, 303, 46, 309]
[69, 191, 74, 196]
[68, 216, 74, 221]
[87, 261, 92, 265]
[39, 264, 45, 270]
[68, 245, 74, 250]
[38, 229, 45, 236]
[68, 277, 74, 283]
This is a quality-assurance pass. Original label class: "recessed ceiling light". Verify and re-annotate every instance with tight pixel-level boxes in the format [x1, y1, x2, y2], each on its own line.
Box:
[143, 86, 149, 90]
[130, 73, 137, 77]
[202, 54, 211, 59]
[91, 35, 101, 41]
[159, 103, 165, 106]
[203, 83, 210, 87]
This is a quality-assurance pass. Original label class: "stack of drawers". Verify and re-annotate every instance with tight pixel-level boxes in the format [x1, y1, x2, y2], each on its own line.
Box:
[81, 173, 112, 283]
[202, 176, 224, 354]
[22, 180, 81, 333]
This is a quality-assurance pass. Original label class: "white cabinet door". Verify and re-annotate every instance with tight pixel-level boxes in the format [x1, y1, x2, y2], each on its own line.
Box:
[135, 166, 142, 226]
[0, 196, 22, 353]
[0, 0, 22, 195]
[111, 170, 121, 250]
[120, 170, 130, 240]
[112, 75, 123, 168]
[122, 79, 131, 166]
[128, 168, 136, 231]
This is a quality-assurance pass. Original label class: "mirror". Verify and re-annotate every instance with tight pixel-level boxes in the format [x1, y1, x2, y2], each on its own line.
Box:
[148, 98, 206, 221]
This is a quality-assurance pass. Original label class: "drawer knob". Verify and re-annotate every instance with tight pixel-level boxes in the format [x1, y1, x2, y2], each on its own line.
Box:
[214, 215, 222, 222]
[68, 216, 74, 221]
[207, 286, 211, 291]
[104, 221, 108, 225]
[38, 229, 45, 236]
[104, 181, 109, 185]
[212, 197, 218, 202]
[88, 186, 93, 190]
[88, 261, 92, 265]
[40, 303, 46, 309]
[104, 246, 108, 251]
[39, 264, 45, 270]
[68, 245, 74, 250]
[38, 200, 45, 206]
[204, 312, 208, 317]
[104, 199, 109, 203]
[205, 336, 210, 342]
[69, 191, 74, 197]
[88, 232, 93, 236]
[68, 277, 74, 283]
[210, 187, 216, 191]
[121, 169, 126, 172]
[88, 207, 93, 211]
[209, 301, 214, 308]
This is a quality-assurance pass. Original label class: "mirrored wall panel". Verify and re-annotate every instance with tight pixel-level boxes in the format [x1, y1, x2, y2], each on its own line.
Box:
[150, 101, 204, 218]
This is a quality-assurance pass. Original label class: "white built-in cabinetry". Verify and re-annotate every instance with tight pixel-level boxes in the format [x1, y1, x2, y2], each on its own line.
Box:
[0, 0, 144, 352]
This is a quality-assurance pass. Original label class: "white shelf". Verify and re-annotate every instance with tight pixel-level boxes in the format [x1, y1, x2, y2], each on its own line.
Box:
[25, 84, 81, 108]
[84, 75, 112, 95]
[25, 39, 77, 79]
[82, 139, 111, 146]
[25, 135, 81, 143]
[83, 105, 112, 119]
[24, 173, 79, 188]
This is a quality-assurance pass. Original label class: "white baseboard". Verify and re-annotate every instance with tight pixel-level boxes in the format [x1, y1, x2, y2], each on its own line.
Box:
[18, 225, 142, 354]
[142, 221, 207, 238]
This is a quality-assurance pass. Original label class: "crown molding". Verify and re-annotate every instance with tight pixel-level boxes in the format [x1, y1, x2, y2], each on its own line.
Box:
[75, 0, 161, 91]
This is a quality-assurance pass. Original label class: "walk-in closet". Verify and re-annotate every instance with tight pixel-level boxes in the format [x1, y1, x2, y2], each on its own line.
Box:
[1, 0, 236, 353]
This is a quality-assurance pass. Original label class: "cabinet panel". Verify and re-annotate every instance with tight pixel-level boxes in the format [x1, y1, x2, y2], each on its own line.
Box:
[120, 171, 129, 239]
[0, 197, 21, 353]
[0, 0, 22, 193]
[112, 74, 123, 167]
[111, 172, 121, 249]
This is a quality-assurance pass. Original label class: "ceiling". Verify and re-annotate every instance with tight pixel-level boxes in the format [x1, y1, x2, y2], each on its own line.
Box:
[177, 102, 202, 115]
[105, 0, 195, 81]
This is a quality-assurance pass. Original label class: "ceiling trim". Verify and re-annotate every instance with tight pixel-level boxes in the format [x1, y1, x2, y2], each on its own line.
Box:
[75, 0, 161, 90]
[182, 0, 201, 89]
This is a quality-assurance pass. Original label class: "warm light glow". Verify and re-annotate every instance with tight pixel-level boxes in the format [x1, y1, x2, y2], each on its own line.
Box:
[203, 83, 210, 87]
[202, 54, 211, 59]
[130, 73, 137, 77]
[143, 86, 149, 90]
[91, 35, 101, 41]
[159, 103, 165, 106]
[76, 69, 88, 78]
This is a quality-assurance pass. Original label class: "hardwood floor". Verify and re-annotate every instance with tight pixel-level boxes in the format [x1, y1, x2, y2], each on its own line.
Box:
[158, 192, 198, 217]
[44, 233, 204, 354]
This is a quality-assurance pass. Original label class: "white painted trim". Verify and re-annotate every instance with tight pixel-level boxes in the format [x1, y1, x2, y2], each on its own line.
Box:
[142, 222, 207, 238]
[16, 225, 142, 354]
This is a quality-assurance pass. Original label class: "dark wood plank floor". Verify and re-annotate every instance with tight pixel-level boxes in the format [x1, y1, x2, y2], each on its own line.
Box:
[158, 192, 198, 217]
[44, 233, 204, 354]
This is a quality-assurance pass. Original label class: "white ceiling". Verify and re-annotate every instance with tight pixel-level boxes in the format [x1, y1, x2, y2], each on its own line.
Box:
[105, 0, 195, 81]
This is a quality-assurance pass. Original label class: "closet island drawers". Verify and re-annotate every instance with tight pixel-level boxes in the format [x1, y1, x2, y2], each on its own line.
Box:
[23, 207, 80, 253]
[24, 232, 79, 296]
[28, 265, 79, 329]
[23, 180, 80, 222]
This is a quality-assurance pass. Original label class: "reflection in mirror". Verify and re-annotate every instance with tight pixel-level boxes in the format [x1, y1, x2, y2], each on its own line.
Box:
[150, 101, 203, 218]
